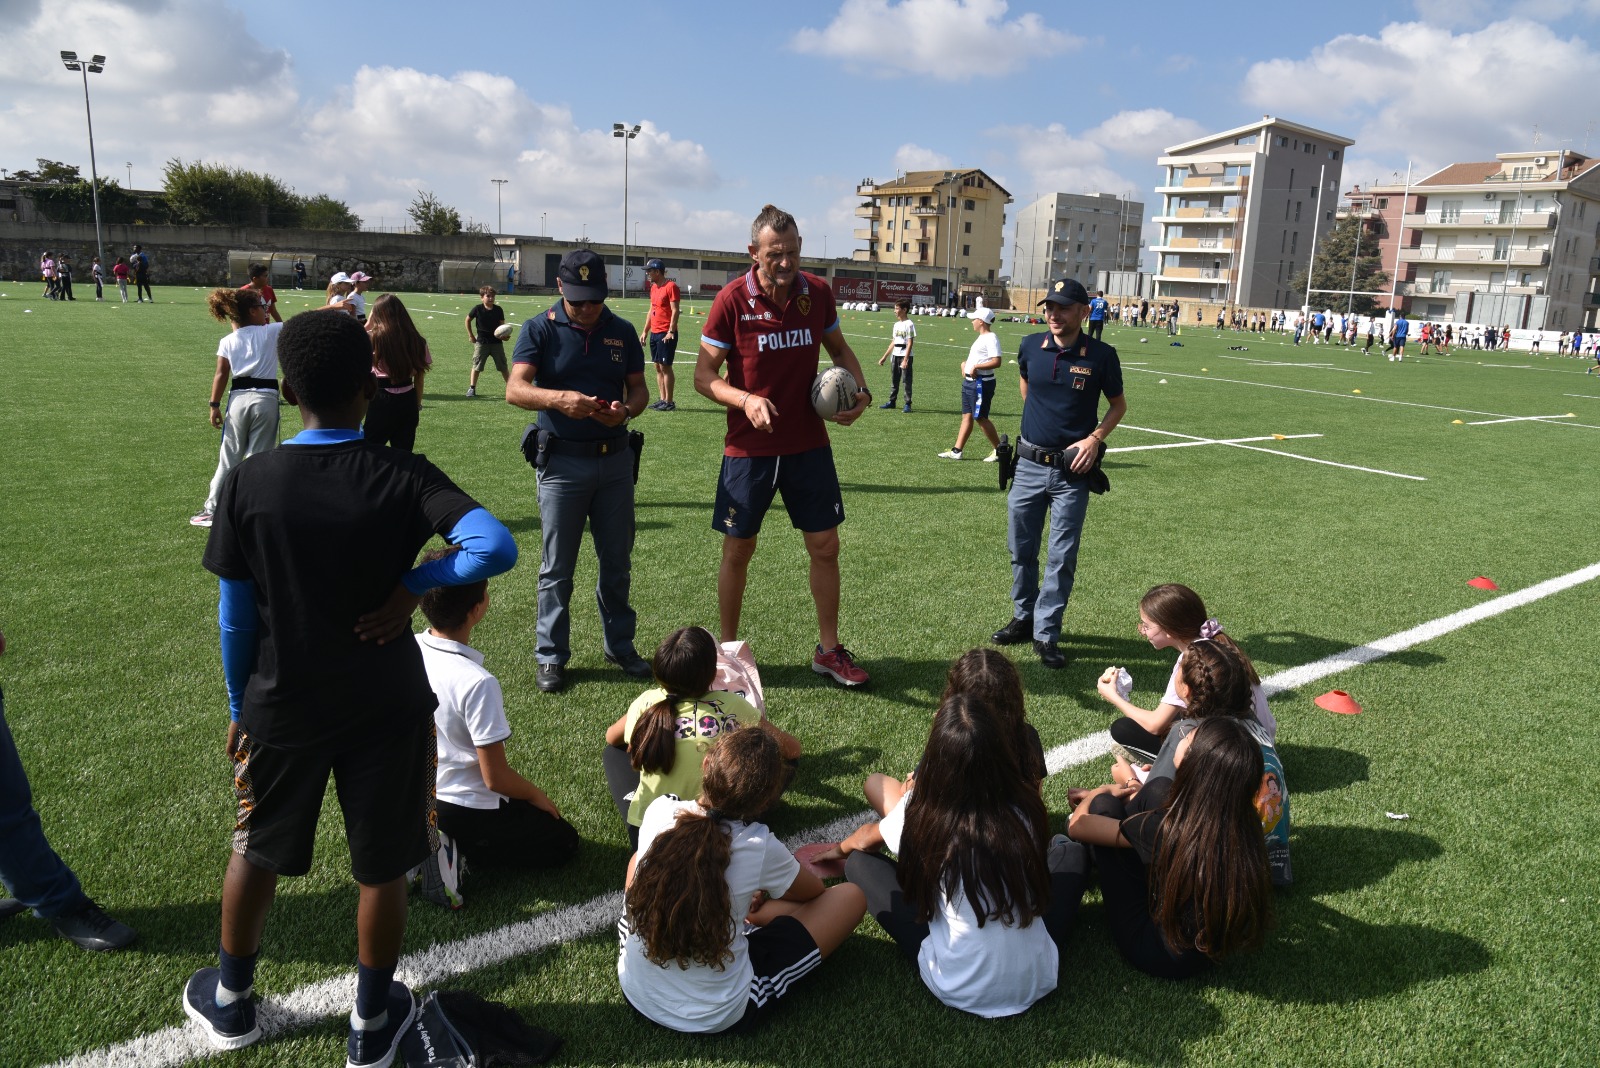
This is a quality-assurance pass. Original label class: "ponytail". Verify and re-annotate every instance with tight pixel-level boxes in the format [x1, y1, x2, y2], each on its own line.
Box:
[625, 809, 734, 969]
[629, 695, 683, 774]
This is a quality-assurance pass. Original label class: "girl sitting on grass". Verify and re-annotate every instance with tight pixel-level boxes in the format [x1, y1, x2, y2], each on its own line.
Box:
[617, 728, 865, 1034]
[604, 627, 800, 850]
[1067, 715, 1275, 979]
[363, 294, 432, 452]
[812, 647, 1046, 864]
[839, 692, 1087, 1017]
[1098, 583, 1275, 766]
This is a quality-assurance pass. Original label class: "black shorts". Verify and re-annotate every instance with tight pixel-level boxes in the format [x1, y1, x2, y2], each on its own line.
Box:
[713, 445, 843, 538]
[649, 332, 678, 366]
[231, 717, 437, 884]
[724, 915, 823, 1033]
[961, 377, 996, 419]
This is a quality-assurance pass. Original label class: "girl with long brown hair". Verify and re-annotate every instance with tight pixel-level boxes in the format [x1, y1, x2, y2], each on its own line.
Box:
[1097, 583, 1275, 765]
[1067, 715, 1274, 978]
[362, 294, 432, 451]
[604, 627, 800, 848]
[190, 287, 283, 528]
[841, 693, 1088, 1017]
[617, 728, 865, 1034]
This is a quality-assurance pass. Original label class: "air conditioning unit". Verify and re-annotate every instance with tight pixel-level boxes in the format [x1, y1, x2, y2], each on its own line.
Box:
[1484, 193, 1497, 200]
[1535, 156, 1548, 166]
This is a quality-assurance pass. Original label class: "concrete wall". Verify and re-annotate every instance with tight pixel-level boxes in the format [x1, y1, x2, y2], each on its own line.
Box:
[1, 221, 498, 291]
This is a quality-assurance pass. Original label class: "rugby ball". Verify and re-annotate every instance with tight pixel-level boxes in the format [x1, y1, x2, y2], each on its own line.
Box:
[810, 366, 858, 418]
[493, 323, 514, 341]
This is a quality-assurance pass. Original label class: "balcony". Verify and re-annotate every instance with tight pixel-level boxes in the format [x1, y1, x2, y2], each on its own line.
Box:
[856, 182, 877, 196]
[1157, 267, 1225, 279]
[1399, 246, 1551, 266]
[852, 228, 875, 241]
[1402, 209, 1555, 229]
[855, 203, 880, 220]
[851, 250, 878, 262]
[1586, 291, 1599, 307]
[1161, 237, 1235, 251]
[1170, 207, 1238, 220]
[908, 205, 944, 216]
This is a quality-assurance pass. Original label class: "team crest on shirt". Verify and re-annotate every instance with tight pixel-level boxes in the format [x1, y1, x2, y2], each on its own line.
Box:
[797, 295, 811, 316]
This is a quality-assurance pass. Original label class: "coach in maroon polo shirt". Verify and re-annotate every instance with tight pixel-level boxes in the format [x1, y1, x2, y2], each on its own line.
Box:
[694, 204, 873, 687]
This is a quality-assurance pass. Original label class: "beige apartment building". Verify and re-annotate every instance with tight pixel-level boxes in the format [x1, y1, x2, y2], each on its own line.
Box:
[1012, 191, 1144, 294]
[1152, 116, 1354, 309]
[1371, 151, 1600, 330]
[853, 169, 1012, 303]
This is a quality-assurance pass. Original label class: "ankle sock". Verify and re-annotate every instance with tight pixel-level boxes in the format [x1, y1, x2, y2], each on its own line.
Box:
[353, 960, 396, 1024]
[217, 946, 257, 1005]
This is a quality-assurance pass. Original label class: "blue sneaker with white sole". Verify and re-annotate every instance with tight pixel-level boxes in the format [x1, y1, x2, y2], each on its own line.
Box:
[183, 967, 261, 1050]
[346, 981, 417, 1068]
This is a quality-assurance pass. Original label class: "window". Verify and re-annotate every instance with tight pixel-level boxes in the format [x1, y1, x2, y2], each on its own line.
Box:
[1289, 168, 1295, 188]
[1440, 199, 1462, 223]
[1280, 232, 1286, 253]
[1276, 135, 1289, 147]
[1494, 236, 1510, 259]
[918, 242, 927, 256]
[963, 221, 971, 234]
[964, 199, 975, 210]
[1522, 272, 1534, 286]
[962, 244, 971, 256]
[1291, 232, 1299, 253]
[1236, 135, 1257, 145]
[1285, 201, 1292, 221]
[1295, 201, 1302, 222]
[1078, 222, 1084, 234]
[1304, 142, 1315, 154]
[1377, 198, 1389, 209]
[902, 242, 910, 252]
[1328, 149, 1340, 160]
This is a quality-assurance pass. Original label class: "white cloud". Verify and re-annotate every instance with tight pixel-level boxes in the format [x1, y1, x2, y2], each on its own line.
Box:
[0, 1, 724, 245]
[1242, 20, 1600, 177]
[892, 143, 954, 171]
[791, 0, 1078, 81]
[1082, 109, 1206, 160]
[992, 123, 1143, 201]
[1412, 0, 1600, 27]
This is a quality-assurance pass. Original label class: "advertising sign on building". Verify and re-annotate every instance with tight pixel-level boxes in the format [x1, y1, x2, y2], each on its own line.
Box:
[830, 277, 935, 303]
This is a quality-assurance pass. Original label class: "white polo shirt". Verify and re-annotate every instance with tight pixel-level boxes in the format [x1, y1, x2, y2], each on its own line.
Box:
[415, 631, 512, 809]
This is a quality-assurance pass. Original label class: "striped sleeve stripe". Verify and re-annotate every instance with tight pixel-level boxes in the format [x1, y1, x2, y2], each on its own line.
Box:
[702, 335, 732, 350]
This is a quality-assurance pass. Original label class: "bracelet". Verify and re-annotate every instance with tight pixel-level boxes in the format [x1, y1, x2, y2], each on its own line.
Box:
[739, 391, 752, 410]
[209, 402, 221, 408]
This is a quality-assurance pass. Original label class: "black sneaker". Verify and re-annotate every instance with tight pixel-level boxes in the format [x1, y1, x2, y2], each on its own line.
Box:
[535, 663, 565, 693]
[991, 617, 1031, 645]
[605, 649, 653, 678]
[647, 400, 665, 410]
[1033, 640, 1066, 669]
[878, 401, 896, 409]
[346, 982, 417, 1068]
[662, 401, 676, 411]
[183, 967, 261, 1050]
[51, 899, 137, 951]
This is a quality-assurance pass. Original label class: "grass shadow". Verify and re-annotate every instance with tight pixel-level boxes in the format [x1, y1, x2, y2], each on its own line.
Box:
[1287, 825, 1442, 896]
[1244, 630, 1447, 675]
[1278, 744, 1370, 794]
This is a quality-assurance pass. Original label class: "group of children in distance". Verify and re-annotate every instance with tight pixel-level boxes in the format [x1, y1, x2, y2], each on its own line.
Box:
[180, 295, 1294, 1061]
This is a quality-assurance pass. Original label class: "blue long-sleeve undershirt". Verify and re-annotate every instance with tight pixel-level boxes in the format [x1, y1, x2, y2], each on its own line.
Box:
[219, 578, 258, 722]
[401, 507, 518, 594]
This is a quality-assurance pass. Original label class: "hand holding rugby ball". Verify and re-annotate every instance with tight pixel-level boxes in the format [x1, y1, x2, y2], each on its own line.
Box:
[810, 366, 858, 420]
[493, 323, 515, 341]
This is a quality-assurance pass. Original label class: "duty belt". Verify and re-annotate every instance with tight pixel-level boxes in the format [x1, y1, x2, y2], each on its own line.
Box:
[545, 436, 628, 457]
[1017, 440, 1075, 468]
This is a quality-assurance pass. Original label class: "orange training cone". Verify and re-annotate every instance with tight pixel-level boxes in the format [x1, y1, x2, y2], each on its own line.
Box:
[1315, 690, 1362, 715]
[1467, 576, 1500, 591]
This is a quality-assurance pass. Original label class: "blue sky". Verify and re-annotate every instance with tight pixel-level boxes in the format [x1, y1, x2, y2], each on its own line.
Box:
[4, 0, 1598, 271]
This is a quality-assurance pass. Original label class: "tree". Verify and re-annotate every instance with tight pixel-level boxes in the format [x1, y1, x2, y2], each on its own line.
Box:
[1287, 215, 1390, 315]
[409, 189, 462, 236]
[9, 159, 81, 183]
[299, 193, 362, 231]
[163, 159, 302, 227]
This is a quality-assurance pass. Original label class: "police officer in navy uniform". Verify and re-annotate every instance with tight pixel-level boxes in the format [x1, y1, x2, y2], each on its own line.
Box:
[507, 250, 651, 693]
[991, 277, 1127, 668]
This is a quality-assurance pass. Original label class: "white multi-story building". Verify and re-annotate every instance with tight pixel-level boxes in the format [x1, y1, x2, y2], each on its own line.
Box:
[1011, 192, 1143, 292]
[1152, 116, 1353, 309]
[1387, 151, 1600, 330]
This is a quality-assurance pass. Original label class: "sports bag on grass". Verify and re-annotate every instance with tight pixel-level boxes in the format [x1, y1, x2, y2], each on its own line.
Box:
[399, 989, 562, 1067]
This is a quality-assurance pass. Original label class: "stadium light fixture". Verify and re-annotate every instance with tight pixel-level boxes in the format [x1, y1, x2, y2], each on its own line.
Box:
[614, 122, 641, 296]
[60, 50, 108, 270]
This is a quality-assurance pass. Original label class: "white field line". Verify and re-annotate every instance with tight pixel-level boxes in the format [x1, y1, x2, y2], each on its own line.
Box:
[1466, 414, 1574, 425]
[51, 558, 1600, 1068]
[1108, 434, 1322, 454]
[1122, 367, 1600, 431]
[1209, 352, 1372, 375]
[1116, 424, 1424, 480]
[1562, 394, 1600, 400]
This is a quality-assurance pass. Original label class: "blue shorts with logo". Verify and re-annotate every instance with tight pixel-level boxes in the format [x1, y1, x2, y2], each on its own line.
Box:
[649, 332, 677, 366]
[962, 376, 996, 419]
[713, 445, 843, 538]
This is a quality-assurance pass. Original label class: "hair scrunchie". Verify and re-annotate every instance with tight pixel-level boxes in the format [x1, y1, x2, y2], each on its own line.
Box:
[1198, 618, 1223, 640]
[702, 807, 725, 823]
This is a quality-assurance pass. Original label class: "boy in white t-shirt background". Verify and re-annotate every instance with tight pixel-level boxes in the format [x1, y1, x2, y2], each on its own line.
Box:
[877, 299, 916, 412]
[938, 308, 1003, 462]
[413, 548, 578, 908]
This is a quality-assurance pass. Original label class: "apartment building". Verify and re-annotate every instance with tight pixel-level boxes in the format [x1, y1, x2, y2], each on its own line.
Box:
[1012, 192, 1144, 292]
[1152, 116, 1353, 309]
[1369, 151, 1600, 330]
[853, 169, 1012, 302]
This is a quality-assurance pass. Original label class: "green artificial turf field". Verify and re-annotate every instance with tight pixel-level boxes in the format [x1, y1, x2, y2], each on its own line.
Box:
[0, 283, 1596, 1067]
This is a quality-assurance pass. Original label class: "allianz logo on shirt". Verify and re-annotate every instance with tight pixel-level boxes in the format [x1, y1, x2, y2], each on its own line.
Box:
[755, 327, 814, 352]
[740, 312, 775, 322]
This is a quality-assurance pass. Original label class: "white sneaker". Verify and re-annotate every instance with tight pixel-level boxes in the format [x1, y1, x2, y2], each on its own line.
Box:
[982, 450, 1000, 462]
[190, 511, 214, 528]
[416, 830, 465, 909]
[465, 386, 476, 397]
[938, 449, 963, 460]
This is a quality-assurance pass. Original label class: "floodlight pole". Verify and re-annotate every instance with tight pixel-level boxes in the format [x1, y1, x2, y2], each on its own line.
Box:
[491, 179, 507, 235]
[1386, 161, 1412, 322]
[614, 122, 640, 297]
[61, 51, 107, 270]
[1301, 164, 1327, 315]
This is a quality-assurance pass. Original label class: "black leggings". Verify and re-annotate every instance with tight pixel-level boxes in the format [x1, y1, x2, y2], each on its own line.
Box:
[844, 837, 1088, 964]
[1108, 718, 1163, 763]
[1085, 793, 1210, 979]
[363, 388, 420, 451]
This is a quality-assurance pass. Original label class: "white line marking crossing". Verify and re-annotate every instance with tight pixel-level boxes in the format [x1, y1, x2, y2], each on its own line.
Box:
[1117, 425, 1425, 480]
[1562, 394, 1600, 400]
[50, 559, 1600, 1068]
[1466, 414, 1574, 425]
[1210, 353, 1372, 374]
[1108, 433, 1322, 454]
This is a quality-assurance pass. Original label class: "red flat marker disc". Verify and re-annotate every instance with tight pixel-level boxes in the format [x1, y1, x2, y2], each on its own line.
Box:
[1315, 690, 1363, 715]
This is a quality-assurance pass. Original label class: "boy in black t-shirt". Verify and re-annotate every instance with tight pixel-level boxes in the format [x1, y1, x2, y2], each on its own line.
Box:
[465, 286, 509, 397]
[185, 312, 517, 1067]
